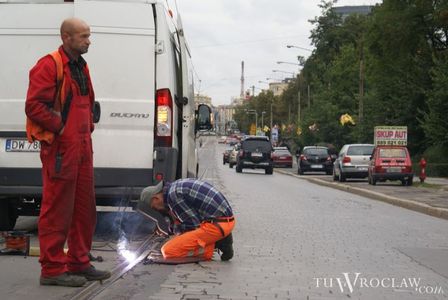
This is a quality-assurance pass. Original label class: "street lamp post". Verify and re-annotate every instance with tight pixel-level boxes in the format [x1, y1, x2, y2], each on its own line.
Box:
[286, 44, 312, 52]
[261, 111, 266, 129]
[245, 109, 258, 133]
[272, 69, 295, 77]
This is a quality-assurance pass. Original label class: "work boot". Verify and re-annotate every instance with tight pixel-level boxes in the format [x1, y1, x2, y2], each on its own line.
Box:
[40, 272, 87, 287]
[69, 266, 111, 281]
[215, 233, 234, 261]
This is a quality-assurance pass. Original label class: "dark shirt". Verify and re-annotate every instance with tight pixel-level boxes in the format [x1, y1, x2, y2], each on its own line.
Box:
[163, 179, 233, 232]
[68, 56, 89, 96]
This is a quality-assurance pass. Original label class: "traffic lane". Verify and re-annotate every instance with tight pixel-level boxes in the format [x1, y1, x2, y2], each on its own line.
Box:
[209, 146, 448, 299]
[281, 165, 448, 210]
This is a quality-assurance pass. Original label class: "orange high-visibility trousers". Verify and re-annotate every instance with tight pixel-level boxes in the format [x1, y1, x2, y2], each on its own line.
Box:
[161, 219, 235, 260]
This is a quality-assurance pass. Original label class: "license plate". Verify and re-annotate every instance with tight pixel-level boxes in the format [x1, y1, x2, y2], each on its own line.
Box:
[311, 164, 322, 169]
[5, 139, 41, 152]
[358, 167, 368, 171]
[251, 153, 262, 157]
[386, 167, 401, 173]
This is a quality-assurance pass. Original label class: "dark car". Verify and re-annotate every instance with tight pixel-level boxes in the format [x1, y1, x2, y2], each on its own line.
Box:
[272, 147, 293, 168]
[223, 146, 233, 164]
[368, 146, 413, 186]
[236, 136, 273, 175]
[297, 146, 333, 175]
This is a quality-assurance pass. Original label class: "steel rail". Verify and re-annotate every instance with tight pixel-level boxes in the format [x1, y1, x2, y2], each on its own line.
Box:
[70, 234, 166, 300]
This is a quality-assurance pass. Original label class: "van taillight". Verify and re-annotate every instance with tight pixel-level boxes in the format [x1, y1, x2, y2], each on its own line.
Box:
[155, 89, 173, 147]
[342, 156, 351, 164]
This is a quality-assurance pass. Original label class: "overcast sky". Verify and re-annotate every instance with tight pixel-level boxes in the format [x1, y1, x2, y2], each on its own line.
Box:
[175, 0, 382, 106]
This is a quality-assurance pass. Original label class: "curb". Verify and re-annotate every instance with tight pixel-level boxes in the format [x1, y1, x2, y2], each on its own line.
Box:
[275, 169, 448, 221]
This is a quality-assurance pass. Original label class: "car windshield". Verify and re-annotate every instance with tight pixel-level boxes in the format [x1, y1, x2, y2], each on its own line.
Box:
[347, 146, 374, 156]
[304, 148, 328, 156]
[379, 148, 406, 158]
[242, 140, 272, 152]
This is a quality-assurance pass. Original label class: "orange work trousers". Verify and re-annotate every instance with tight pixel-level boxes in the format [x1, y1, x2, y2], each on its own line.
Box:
[161, 219, 235, 260]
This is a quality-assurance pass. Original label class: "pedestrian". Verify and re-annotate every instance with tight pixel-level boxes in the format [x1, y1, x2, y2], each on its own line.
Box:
[139, 178, 235, 261]
[295, 147, 301, 164]
[25, 18, 110, 287]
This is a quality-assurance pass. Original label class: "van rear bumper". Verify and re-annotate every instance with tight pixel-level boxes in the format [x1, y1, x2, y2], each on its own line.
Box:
[0, 167, 154, 201]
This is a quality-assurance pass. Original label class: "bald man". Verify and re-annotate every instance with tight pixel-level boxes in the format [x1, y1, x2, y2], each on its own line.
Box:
[25, 18, 110, 287]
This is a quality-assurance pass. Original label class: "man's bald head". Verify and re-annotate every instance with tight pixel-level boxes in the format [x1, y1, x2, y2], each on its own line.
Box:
[60, 18, 91, 59]
[60, 18, 89, 36]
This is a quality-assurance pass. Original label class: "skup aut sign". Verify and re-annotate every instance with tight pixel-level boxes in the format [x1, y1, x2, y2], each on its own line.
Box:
[374, 126, 407, 146]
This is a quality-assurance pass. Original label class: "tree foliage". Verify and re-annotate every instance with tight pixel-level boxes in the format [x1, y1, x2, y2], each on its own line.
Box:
[237, 0, 448, 156]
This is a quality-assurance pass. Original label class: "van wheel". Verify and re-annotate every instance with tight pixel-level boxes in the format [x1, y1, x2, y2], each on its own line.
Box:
[0, 201, 18, 231]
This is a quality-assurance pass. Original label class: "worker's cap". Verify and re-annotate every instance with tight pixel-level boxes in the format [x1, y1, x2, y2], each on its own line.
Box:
[139, 181, 163, 206]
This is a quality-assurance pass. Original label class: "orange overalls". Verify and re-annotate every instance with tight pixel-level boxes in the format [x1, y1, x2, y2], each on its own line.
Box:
[26, 47, 96, 277]
[162, 217, 235, 260]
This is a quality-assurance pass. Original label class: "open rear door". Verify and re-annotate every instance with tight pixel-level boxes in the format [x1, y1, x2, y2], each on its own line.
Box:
[176, 15, 197, 178]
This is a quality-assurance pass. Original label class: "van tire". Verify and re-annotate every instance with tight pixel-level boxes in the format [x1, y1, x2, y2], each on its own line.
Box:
[0, 201, 17, 231]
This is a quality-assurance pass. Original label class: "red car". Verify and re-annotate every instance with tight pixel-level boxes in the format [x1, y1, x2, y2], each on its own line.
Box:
[368, 146, 413, 186]
[272, 147, 293, 168]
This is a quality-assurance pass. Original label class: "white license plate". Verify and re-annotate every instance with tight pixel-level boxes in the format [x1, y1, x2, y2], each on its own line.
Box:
[358, 167, 368, 171]
[251, 153, 263, 157]
[5, 139, 41, 152]
[386, 167, 401, 173]
[311, 164, 322, 169]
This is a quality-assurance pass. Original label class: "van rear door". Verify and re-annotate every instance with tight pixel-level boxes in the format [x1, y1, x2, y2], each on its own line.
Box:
[74, 1, 157, 195]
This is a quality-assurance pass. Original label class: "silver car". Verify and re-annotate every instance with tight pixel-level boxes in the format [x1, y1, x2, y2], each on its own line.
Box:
[333, 144, 374, 182]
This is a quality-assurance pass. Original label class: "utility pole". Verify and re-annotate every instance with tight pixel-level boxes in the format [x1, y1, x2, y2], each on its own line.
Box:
[298, 91, 301, 124]
[251, 85, 255, 97]
[359, 38, 364, 124]
[307, 84, 311, 108]
[288, 104, 291, 124]
[270, 102, 273, 130]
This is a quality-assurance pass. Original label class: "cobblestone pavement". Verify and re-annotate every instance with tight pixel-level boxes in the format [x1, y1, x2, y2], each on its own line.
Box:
[148, 140, 448, 300]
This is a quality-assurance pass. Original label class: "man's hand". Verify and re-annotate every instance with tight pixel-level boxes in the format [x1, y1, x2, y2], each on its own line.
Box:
[154, 227, 168, 237]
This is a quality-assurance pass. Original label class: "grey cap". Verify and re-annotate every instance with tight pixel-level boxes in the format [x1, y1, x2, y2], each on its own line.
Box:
[139, 181, 163, 208]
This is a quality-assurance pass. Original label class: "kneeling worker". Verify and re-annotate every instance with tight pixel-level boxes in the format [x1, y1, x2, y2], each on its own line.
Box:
[139, 178, 235, 261]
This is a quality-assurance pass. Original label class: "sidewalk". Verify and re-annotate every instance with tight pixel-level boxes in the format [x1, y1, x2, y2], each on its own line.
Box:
[276, 167, 448, 221]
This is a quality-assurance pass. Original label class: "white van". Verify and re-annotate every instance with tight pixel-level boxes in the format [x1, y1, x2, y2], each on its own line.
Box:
[0, 0, 212, 230]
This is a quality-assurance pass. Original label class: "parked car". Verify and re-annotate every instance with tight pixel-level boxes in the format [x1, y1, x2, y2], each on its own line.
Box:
[236, 136, 273, 174]
[297, 146, 333, 175]
[228, 144, 240, 168]
[333, 144, 375, 182]
[223, 146, 234, 164]
[368, 146, 413, 186]
[272, 147, 293, 168]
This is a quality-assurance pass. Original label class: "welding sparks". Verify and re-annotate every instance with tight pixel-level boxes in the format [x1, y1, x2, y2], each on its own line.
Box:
[117, 236, 136, 263]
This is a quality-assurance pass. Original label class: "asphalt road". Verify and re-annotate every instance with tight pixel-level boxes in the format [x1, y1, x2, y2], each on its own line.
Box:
[1, 136, 447, 299]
